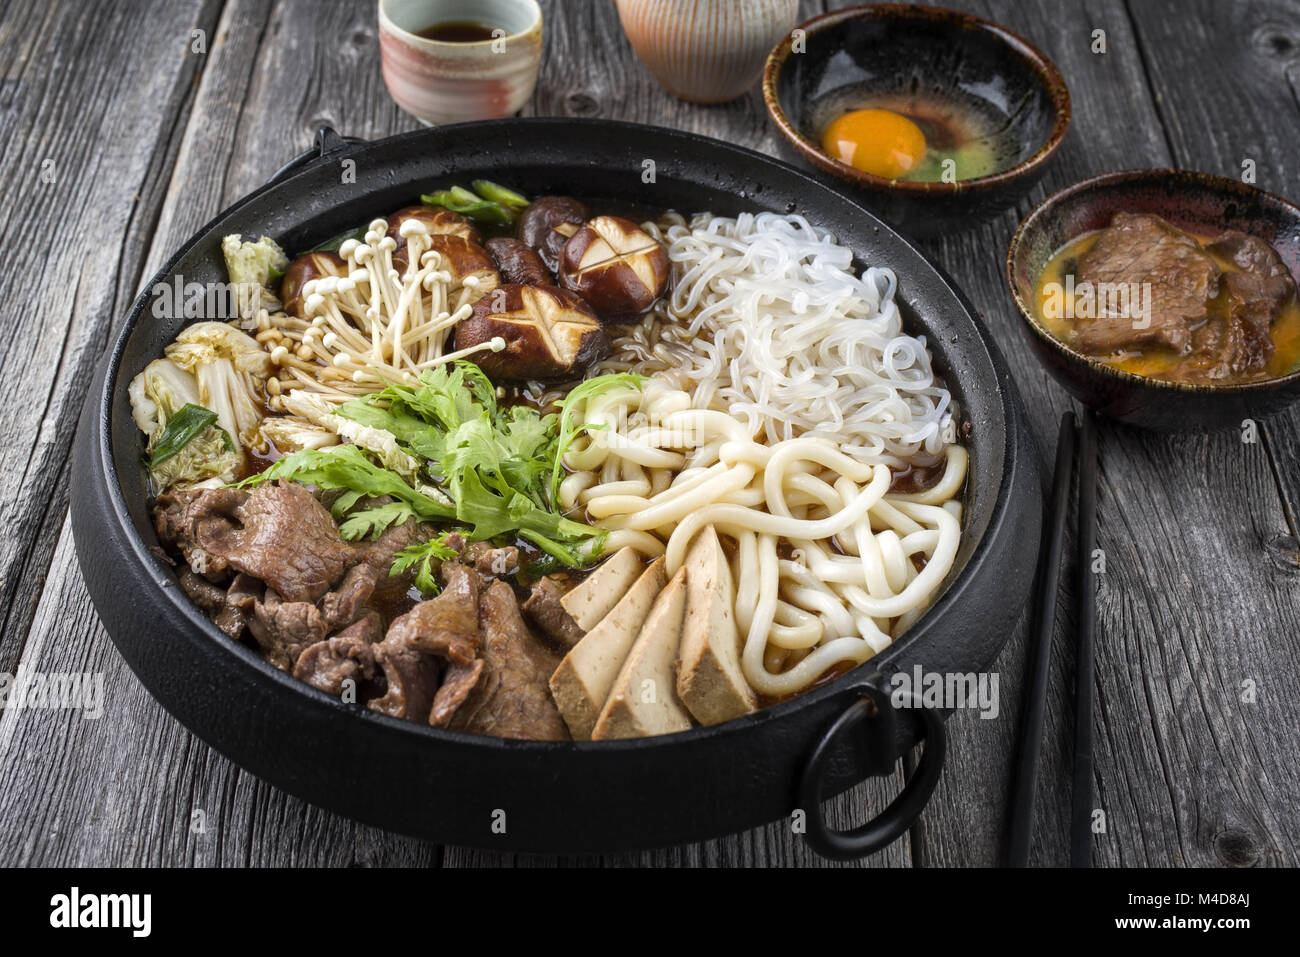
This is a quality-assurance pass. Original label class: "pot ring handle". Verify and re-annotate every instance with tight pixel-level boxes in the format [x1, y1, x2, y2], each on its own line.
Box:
[797, 682, 947, 860]
[265, 126, 366, 188]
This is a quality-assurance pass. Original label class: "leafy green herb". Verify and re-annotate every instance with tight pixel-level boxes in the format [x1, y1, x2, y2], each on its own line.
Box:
[148, 403, 222, 468]
[335, 362, 607, 566]
[235, 364, 643, 571]
[391, 531, 461, 595]
[235, 444, 455, 540]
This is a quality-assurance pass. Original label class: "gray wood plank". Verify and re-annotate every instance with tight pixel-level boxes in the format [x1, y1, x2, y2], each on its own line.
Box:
[903, 0, 1300, 867]
[1121, 0, 1300, 535]
[0, 0, 223, 675]
[894, 0, 1170, 869]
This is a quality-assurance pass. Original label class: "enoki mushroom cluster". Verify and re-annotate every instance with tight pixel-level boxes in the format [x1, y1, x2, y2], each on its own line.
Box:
[251, 217, 504, 410]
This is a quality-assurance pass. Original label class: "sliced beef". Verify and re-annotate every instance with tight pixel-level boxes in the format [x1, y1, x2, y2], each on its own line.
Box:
[178, 568, 229, 616]
[1179, 230, 1297, 380]
[522, 576, 585, 650]
[384, 563, 480, 663]
[159, 481, 355, 603]
[215, 573, 262, 638]
[368, 638, 442, 722]
[177, 569, 258, 639]
[1072, 212, 1220, 354]
[1207, 230, 1297, 289]
[446, 579, 569, 741]
[312, 518, 436, 632]
[367, 563, 481, 722]
[198, 481, 356, 603]
[248, 590, 328, 671]
[334, 609, 386, 644]
[155, 488, 238, 580]
[294, 634, 378, 697]
[320, 561, 381, 632]
[358, 519, 428, 605]
[1221, 275, 1281, 374]
[442, 532, 519, 579]
[430, 658, 486, 728]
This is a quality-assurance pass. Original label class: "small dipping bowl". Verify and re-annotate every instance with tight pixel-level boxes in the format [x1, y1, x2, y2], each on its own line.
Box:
[763, 3, 1069, 237]
[1007, 169, 1300, 430]
[378, 0, 542, 125]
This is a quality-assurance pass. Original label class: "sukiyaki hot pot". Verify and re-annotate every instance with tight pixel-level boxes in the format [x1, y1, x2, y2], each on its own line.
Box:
[71, 120, 1041, 858]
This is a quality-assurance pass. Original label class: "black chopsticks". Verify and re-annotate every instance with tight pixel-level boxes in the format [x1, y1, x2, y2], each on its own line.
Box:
[1005, 408, 1100, 867]
[1006, 411, 1076, 867]
[1070, 412, 1098, 867]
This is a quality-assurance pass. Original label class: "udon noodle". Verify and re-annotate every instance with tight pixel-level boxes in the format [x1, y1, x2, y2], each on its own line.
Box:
[560, 212, 966, 697]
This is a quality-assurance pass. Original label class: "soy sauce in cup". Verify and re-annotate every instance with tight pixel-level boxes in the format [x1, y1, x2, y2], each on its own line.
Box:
[377, 0, 543, 126]
[416, 20, 501, 42]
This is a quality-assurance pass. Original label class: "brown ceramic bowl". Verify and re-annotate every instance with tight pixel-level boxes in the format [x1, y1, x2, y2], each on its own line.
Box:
[1006, 169, 1300, 430]
[763, 4, 1070, 237]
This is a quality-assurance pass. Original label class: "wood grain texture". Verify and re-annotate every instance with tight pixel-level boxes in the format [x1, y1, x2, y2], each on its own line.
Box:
[0, 0, 222, 675]
[905, 0, 1300, 867]
[1, 0, 1298, 869]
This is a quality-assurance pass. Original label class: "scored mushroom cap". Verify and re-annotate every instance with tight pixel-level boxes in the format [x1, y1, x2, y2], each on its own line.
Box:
[280, 251, 348, 317]
[387, 206, 480, 245]
[558, 216, 671, 319]
[456, 283, 609, 382]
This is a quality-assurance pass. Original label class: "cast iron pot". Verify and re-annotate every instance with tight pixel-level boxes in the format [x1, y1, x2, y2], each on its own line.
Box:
[70, 120, 1042, 859]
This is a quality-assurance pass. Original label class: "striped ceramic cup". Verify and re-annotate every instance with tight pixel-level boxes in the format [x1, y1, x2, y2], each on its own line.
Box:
[615, 0, 798, 104]
[378, 0, 543, 125]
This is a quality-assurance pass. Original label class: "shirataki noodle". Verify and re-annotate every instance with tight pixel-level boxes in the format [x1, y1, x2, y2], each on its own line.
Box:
[598, 211, 954, 469]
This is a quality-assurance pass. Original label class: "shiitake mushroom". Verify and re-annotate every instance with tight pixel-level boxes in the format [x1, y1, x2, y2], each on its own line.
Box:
[386, 206, 480, 245]
[558, 216, 670, 319]
[455, 283, 609, 381]
[518, 196, 589, 273]
[485, 237, 553, 286]
[421, 235, 500, 294]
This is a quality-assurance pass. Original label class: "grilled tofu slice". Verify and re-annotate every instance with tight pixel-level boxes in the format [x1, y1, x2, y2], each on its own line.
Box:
[592, 567, 690, 740]
[549, 558, 666, 740]
[676, 526, 757, 725]
[559, 547, 644, 630]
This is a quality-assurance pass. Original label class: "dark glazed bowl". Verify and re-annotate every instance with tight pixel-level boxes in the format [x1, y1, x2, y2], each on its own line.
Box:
[762, 3, 1070, 237]
[70, 120, 1042, 856]
[1007, 169, 1300, 430]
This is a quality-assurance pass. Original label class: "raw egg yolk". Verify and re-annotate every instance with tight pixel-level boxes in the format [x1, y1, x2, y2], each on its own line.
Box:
[821, 109, 927, 179]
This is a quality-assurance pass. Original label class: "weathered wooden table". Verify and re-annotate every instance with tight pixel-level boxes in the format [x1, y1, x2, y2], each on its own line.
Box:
[1, 0, 1297, 868]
